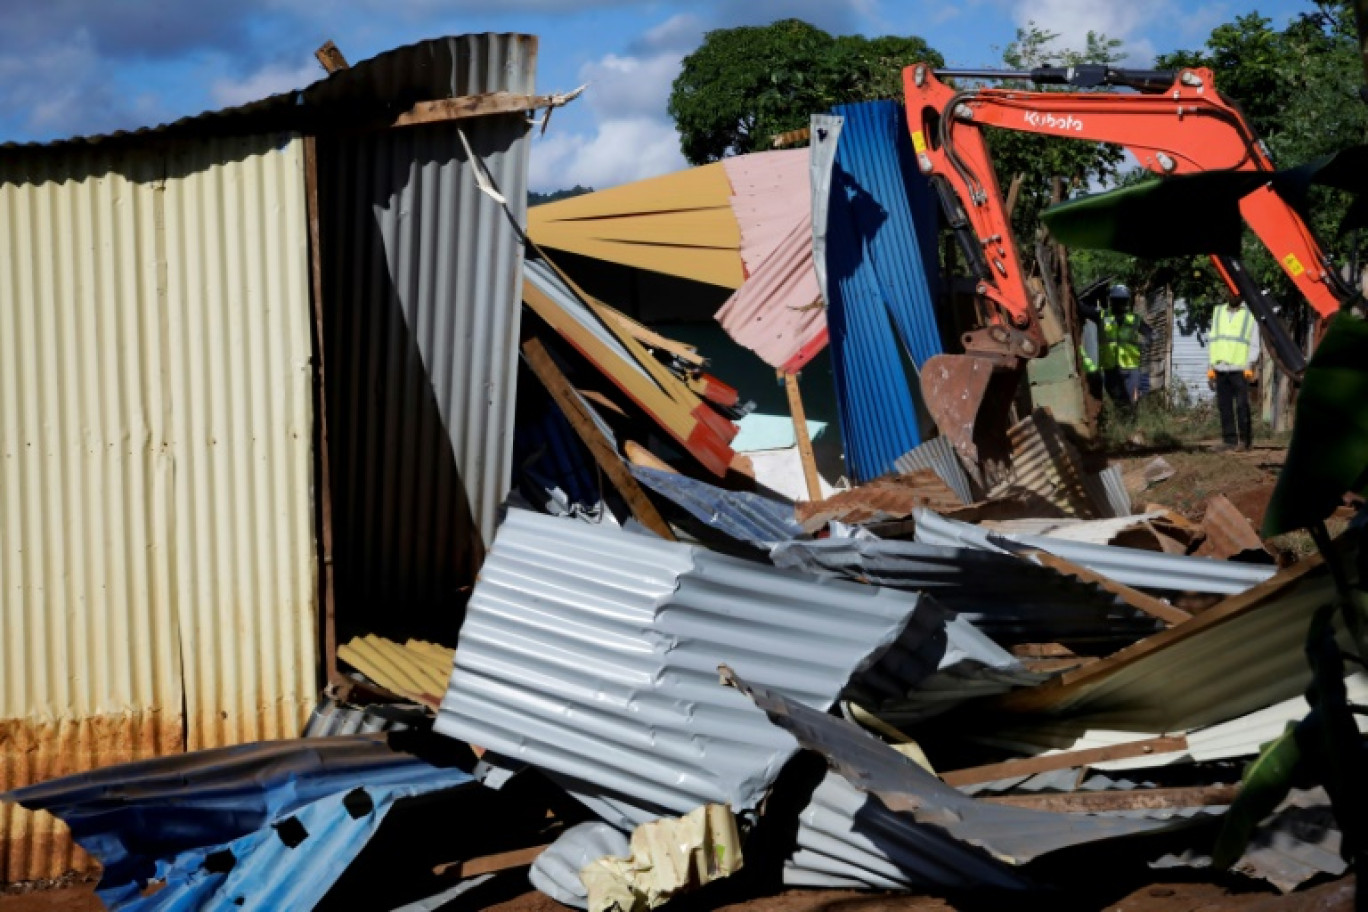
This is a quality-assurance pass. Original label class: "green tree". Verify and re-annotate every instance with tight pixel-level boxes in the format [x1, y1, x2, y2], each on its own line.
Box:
[668, 19, 942, 164]
[981, 24, 1129, 238]
[1158, 2, 1368, 324]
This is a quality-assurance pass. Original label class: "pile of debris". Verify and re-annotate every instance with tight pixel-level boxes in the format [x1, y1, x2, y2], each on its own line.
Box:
[4, 278, 1359, 909]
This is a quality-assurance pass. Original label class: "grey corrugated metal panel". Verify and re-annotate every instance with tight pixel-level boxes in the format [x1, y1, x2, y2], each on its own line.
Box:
[1186, 672, 1368, 762]
[302, 696, 428, 738]
[729, 673, 1192, 866]
[434, 508, 930, 825]
[524, 257, 654, 385]
[1171, 313, 1216, 405]
[529, 822, 631, 909]
[1002, 412, 1099, 518]
[809, 114, 842, 301]
[1087, 465, 1132, 518]
[321, 33, 534, 641]
[1151, 788, 1345, 893]
[912, 508, 1276, 595]
[892, 435, 974, 505]
[631, 465, 804, 548]
[785, 773, 1033, 891]
[983, 513, 1164, 544]
[768, 537, 1161, 648]
[2, 34, 541, 155]
[959, 770, 1146, 797]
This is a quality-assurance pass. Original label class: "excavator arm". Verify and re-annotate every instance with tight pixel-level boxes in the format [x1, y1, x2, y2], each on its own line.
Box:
[902, 63, 1351, 474]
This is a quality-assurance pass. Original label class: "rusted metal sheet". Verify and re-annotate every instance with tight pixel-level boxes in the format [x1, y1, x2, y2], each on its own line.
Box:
[0, 133, 317, 880]
[997, 408, 1101, 519]
[714, 150, 827, 372]
[1197, 494, 1271, 560]
[795, 472, 963, 532]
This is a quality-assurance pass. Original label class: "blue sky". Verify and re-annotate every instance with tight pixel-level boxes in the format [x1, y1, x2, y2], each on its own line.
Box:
[0, 1, 1315, 191]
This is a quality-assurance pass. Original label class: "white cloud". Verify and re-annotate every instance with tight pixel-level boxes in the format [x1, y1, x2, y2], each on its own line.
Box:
[579, 52, 685, 119]
[630, 13, 706, 54]
[530, 116, 686, 191]
[1010, 0, 1168, 57]
[210, 60, 324, 107]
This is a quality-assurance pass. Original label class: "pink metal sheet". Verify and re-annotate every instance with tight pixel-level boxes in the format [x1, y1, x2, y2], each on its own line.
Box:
[716, 150, 827, 372]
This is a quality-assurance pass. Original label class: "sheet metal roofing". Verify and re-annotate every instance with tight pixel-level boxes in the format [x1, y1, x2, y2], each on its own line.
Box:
[630, 465, 806, 548]
[892, 435, 975, 505]
[714, 149, 828, 372]
[913, 508, 1276, 595]
[769, 537, 1161, 649]
[527, 161, 744, 288]
[822, 101, 944, 482]
[434, 509, 927, 825]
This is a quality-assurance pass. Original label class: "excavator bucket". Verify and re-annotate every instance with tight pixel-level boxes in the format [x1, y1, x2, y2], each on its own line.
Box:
[921, 352, 1020, 489]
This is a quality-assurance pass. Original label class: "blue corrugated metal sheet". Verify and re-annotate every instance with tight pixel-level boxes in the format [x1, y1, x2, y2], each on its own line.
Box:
[3, 735, 473, 910]
[630, 466, 805, 548]
[822, 101, 944, 483]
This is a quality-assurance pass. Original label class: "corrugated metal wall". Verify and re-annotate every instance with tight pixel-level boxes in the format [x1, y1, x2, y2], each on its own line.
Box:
[1172, 304, 1215, 404]
[319, 34, 533, 645]
[0, 133, 317, 880]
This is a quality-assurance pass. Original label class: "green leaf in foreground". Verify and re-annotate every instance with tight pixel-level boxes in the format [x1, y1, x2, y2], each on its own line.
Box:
[1211, 724, 1303, 870]
[1264, 312, 1368, 536]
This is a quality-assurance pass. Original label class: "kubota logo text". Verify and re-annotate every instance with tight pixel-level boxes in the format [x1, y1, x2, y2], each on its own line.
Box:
[1024, 112, 1084, 131]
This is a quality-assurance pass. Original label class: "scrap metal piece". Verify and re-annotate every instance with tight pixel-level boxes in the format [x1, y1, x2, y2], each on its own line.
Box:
[630, 466, 805, 548]
[531, 823, 632, 909]
[434, 509, 938, 826]
[892, 434, 976, 507]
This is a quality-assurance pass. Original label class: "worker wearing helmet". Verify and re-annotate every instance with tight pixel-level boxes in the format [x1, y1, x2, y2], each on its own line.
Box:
[1207, 297, 1260, 451]
[1097, 285, 1151, 407]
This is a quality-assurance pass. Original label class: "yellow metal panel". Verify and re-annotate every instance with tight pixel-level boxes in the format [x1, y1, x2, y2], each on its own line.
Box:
[528, 162, 733, 221]
[0, 134, 317, 879]
[527, 230, 745, 288]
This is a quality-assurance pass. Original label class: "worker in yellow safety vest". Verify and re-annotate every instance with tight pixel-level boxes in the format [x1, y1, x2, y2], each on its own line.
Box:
[1097, 285, 1151, 407]
[1207, 297, 1260, 451]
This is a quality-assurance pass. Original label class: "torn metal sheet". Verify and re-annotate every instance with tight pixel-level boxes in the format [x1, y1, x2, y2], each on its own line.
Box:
[434, 509, 931, 826]
[1086, 465, 1133, 519]
[795, 472, 963, 533]
[1198, 494, 1272, 561]
[979, 512, 1166, 543]
[726, 673, 1204, 866]
[993, 552, 1352, 731]
[337, 636, 455, 707]
[1152, 788, 1346, 893]
[531, 823, 632, 910]
[302, 697, 427, 738]
[785, 772, 1032, 891]
[714, 150, 827, 372]
[913, 508, 1276, 595]
[630, 465, 805, 548]
[581, 804, 743, 912]
[769, 537, 1161, 649]
[892, 435, 975, 507]
[998, 409, 1101, 518]
[3, 735, 473, 910]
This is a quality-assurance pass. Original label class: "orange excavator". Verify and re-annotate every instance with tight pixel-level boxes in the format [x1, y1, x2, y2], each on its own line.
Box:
[901, 62, 1355, 474]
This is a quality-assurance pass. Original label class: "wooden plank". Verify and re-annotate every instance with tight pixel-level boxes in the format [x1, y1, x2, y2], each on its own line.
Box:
[433, 845, 550, 879]
[940, 735, 1190, 787]
[601, 309, 704, 367]
[1029, 550, 1193, 626]
[995, 550, 1326, 714]
[521, 276, 734, 476]
[302, 135, 343, 689]
[391, 92, 567, 129]
[980, 784, 1238, 813]
[625, 441, 677, 474]
[523, 338, 676, 540]
[315, 40, 349, 73]
[783, 371, 823, 502]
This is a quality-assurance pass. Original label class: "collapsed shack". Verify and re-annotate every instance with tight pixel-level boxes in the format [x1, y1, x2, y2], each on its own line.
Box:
[1, 29, 1363, 912]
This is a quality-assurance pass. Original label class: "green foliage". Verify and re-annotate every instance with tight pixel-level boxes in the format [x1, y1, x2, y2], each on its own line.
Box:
[983, 25, 1129, 237]
[1158, 2, 1368, 303]
[1264, 312, 1368, 536]
[667, 19, 942, 164]
[1212, 725, 1302, 869]
[528, 185, 594, 207]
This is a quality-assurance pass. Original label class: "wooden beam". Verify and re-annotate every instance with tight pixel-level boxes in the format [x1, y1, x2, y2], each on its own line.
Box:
[1028, 550, 1193, 626]
[433, 844, 550, 879]
[940, 736, 1190, 787]
[979, 784, 1239, 813]
[522, 338, 676, 540]
[1004, 172, 1025, 220]
[390, 92, 570, 129]
[601, 309, 704, 367]
[783, 371, 823, 502]
[315, 41, 349, 73]
[302, 135, 343, 690]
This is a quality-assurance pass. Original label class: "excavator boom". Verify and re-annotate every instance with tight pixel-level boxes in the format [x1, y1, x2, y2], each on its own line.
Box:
[902, 63, 1349, 475]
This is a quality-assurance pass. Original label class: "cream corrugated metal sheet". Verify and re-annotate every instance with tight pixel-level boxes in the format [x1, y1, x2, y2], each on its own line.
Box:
[1172, 306, 1214, 404]
[0, 133, 316, 880]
